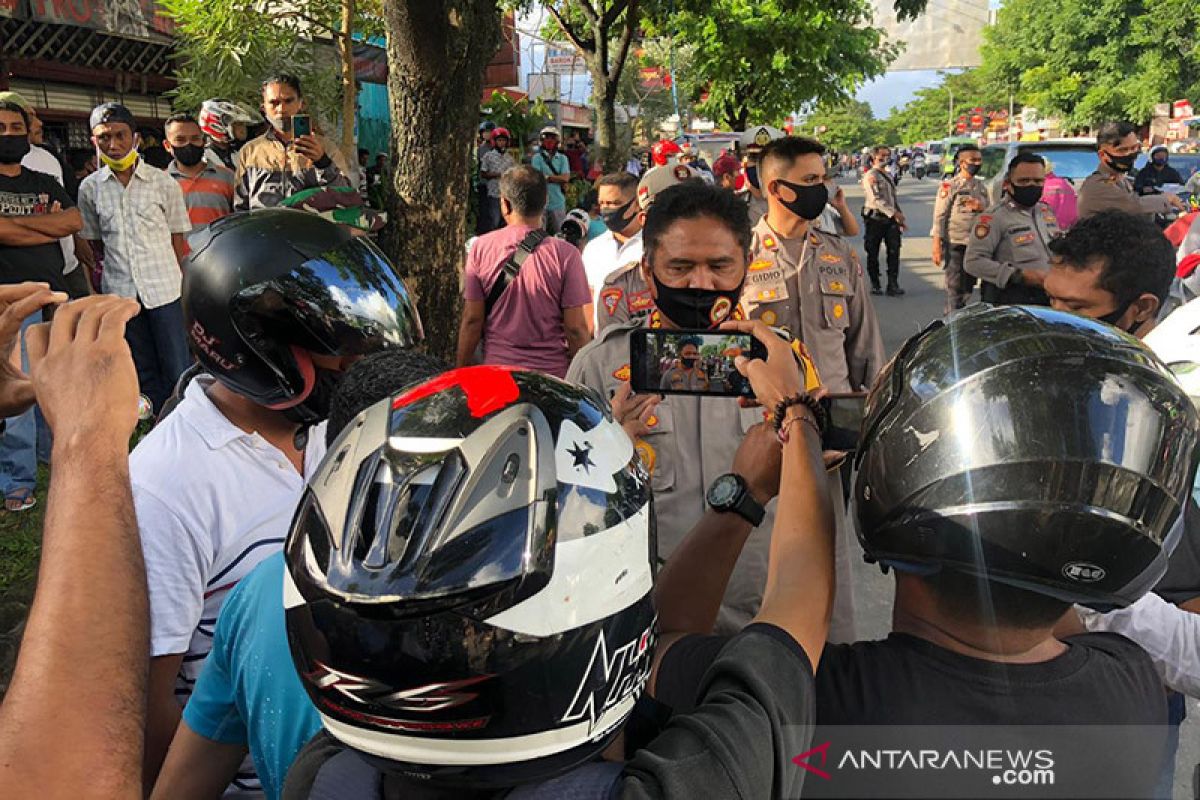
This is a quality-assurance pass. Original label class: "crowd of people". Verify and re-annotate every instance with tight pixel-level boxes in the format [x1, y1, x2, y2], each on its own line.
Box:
[0, 81, 1199, 800]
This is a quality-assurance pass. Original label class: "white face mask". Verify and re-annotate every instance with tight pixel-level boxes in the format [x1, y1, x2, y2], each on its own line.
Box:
[267, 115, 287, 133]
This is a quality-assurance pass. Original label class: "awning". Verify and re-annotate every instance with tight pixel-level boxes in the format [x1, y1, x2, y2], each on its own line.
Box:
[481, 86, 527, 106]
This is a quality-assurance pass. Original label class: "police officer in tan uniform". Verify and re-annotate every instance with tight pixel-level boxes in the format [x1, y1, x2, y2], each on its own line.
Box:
[861, 144, 907, 295]
[596, 163, 703, 333]
[737, 125, 784, 225]
[566, 181, 862, 639]
[965, 152, 1061, 306]
[658, 337, 712, 391]
[746, 136, 885, 394]
[931, 143, 989, 313]
[1077, 121, 1184, 221]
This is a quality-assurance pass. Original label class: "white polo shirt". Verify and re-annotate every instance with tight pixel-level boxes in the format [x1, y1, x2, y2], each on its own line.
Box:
[21, 145, 78, 275]
[131, 375, 326, 703]
[582, 228, 643, 328]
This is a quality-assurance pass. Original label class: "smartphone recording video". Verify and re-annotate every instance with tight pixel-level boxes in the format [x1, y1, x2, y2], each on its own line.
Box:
[630, 329, 767, 397]
[290, 114, 312, 138]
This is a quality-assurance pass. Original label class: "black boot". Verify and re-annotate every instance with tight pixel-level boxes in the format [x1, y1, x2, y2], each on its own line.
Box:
[871, 282, 883, 295]
[886, 284, 906, 296]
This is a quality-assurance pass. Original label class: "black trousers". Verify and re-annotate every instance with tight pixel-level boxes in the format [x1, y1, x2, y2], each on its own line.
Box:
[863, 216, 902, 287]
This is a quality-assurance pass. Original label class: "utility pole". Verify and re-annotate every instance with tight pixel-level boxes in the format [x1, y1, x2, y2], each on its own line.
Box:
[947, 88, 954, 135]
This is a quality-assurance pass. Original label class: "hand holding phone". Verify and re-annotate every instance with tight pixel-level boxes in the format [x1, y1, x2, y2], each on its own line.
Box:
[290, 114, 312, 137]
[630, 329, 767, 398]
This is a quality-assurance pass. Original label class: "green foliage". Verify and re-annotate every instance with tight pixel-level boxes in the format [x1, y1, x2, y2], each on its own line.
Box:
[483, 90, 552, 149]
[652, 0, 902, 131]
[979, 0, 1200, 128]
[878, 69, 1012, 145]
[616, 40, 699, 142]
[804, 100, 880, 152]
[162, 0, 382, 120]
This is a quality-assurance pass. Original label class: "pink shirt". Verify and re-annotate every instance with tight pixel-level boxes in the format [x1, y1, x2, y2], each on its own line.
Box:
[1041, 172, 1078, 230]
[465, 224, 592, 378]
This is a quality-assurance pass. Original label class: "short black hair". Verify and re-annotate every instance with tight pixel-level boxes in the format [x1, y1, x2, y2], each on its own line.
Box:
[261, 73, 303, 97]
[67, 147, 94, 171]
[164, 113, 199, 132]
[1048, 210, 1175, 306]
[643, 182, 751, 264]
[0, 100, 29, 129]
[953, 143, 980, 162]
[872, 145, 891, 157]
[925, 569, 1071, 630]
[1006, 151, 1045, 174]
[327, 350, 450, 446]
[1096, 121, 1137, 148]
[357, 148, 368, 158]
[759, 136, 826, 183]
[679, 336, 702, 350]
[596, 171, 638, 193]
[499, 165, 548, 217]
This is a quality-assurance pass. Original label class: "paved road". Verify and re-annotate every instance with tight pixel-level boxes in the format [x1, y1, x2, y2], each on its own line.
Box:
[833, 172, 1198, 798]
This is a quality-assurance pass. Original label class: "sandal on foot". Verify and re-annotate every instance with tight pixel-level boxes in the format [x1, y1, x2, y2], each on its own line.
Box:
[5, 488, 36, 513]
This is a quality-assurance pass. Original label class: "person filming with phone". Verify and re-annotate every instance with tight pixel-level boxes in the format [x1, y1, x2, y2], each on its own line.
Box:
[568, 181, 855, 637]
[234, 73, 353, 211]
[659, 336, 711, 392]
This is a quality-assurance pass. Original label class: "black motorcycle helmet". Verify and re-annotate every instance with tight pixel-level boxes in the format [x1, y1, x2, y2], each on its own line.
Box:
[182, 209, 422, 423]
[284, 366, 657, 789]
[854, 304, 1200, 609]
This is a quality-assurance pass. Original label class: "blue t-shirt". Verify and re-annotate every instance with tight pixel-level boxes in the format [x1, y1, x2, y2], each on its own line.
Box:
[587, 217, 607, 242]
[183, 553, 321, 800]
[532, 149, 570, 211]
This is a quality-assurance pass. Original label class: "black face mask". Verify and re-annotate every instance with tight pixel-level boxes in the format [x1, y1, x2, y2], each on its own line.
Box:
[1152, 158, 1168, 168]
[680, 357, 697, 369]
[602, 198, 636, 234]
[0, 134, 31, 165]
[173, 144, 205, 168]
[1104, 151, 1137, 173]
[773, 179, 828, 221]
[1096, 300, 1138, 333]
[652, 273, 743, 329]
[1010, 184, 1044, 208]
[281, 367, 342, 427]
[963, 162, 981, 176]
[745, 165, 760, 190]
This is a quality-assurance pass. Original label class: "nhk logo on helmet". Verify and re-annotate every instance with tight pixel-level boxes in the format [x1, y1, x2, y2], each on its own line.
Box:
[562, 624, 655, 735]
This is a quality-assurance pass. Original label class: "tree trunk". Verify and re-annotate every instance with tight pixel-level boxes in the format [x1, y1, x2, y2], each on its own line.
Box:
[593, 65, 622, 173]
[381, 0, 500, 362]
[339, 0, 356, 157]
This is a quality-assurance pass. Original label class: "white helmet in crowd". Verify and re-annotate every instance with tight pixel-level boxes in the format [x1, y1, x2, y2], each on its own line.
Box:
[1145, 297, 1200, 407]
[198, 99, 260, 145]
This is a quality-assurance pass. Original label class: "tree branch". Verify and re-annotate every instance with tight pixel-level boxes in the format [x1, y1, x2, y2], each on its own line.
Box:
[263, 9, 343, 39]
[546, 3, 595, 54]
[607, 0, 639, 85]
[600, 0, 630, 30]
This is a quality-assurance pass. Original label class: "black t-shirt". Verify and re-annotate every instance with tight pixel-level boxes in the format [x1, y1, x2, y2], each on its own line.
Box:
[1155, 496, 1200, 604]
[283, 624, 816, 800]
[658, 631, 1168, 798]
[0, 168, 72, 291]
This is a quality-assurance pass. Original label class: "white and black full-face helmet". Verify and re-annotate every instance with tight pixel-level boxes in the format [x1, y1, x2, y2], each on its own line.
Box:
[855, 304, 1200, 609]
[284, 366, 656, 789]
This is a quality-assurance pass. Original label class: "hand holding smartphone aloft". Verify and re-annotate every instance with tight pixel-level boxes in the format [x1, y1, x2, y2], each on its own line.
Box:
[630, 328, 767, 397]
[290, 114, 312, 137]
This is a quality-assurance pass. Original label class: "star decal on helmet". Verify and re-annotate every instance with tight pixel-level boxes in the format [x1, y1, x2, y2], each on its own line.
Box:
[568, 441, 595, 473]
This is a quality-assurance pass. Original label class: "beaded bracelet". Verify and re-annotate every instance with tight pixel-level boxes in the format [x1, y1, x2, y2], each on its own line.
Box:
[772, 393, 828, 437]
[777, 410, 822, 444]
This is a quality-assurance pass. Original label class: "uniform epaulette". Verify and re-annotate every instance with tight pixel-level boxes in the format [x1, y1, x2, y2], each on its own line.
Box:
[601, 260, 641, 286]
[598, 317, 642, 343]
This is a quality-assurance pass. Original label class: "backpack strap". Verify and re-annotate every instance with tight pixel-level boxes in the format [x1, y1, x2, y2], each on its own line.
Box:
[484, 228, 549, 317]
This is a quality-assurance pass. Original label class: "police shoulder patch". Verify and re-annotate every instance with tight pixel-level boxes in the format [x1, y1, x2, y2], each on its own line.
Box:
[613, 364, 631, 381]
[974, 214, 992, 239]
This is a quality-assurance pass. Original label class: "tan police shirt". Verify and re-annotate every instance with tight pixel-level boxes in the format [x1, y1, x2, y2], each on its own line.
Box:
[596, 262, 654, 333]
[566, 319, 775, 634]
[862, 166, 900, 219]
[964, 198, 1061, 289]
[1077, 161, 1174, 220]
[743, 217, 885, 393]
[930, 174, 990, 246]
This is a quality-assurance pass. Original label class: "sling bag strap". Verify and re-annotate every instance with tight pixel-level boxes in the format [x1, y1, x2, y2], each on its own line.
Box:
[484, 228, 549, 317]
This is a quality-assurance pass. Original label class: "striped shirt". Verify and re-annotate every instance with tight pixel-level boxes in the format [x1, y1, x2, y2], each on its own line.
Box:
[131, 376, 326, 796]
[168, 161, 235, 233]
[77, 158, 191, 309]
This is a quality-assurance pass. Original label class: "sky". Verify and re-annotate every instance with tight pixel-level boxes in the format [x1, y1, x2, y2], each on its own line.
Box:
[857, 71, 944, 118]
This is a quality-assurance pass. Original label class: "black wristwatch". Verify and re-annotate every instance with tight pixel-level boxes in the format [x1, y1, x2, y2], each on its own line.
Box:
[706, 473, 766, 526]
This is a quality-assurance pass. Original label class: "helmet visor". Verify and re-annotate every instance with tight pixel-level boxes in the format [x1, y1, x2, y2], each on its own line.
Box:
[232, 235, 423, 360]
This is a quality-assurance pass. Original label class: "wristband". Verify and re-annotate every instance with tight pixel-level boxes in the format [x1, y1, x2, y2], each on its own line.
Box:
[771, 393, 827, 436]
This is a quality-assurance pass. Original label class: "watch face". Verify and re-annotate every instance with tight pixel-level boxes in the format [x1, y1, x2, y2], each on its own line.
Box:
[708, 474, 740, 507]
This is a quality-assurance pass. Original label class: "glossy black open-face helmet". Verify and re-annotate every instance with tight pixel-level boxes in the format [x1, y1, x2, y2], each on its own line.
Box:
[182, 208, 422, 423]
[285, 367, 657, 788]
[855, 304, 1200, 608]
